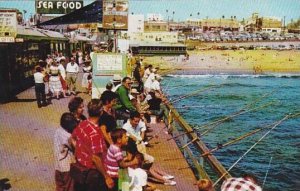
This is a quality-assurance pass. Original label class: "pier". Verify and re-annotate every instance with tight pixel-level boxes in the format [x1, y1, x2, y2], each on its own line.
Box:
[0, 75, 201, 191]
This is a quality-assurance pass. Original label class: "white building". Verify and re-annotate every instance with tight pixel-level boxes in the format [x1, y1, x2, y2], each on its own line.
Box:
[128, 14, 144, 33]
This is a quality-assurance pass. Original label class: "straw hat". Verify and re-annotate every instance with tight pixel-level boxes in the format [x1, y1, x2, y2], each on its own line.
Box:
[131, 88, 139, 94]
[112, 74, 122, 82]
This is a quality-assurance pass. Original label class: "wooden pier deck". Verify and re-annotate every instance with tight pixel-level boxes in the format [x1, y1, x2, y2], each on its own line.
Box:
[0, 84, 198, 191]
[146, 121, 198, 191]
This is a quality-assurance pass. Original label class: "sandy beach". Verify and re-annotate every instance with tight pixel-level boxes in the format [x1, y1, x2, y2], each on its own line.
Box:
[142, 49, 300, 75]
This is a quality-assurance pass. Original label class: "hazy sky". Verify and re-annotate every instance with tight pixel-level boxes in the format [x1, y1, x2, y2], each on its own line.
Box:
[0, 0, 299, 23]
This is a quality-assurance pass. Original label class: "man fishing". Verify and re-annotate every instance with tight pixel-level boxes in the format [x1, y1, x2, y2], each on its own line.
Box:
[221, 174, 262, 191]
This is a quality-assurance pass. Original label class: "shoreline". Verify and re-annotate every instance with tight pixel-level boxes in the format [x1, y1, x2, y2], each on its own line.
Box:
[142, 49, 300, 75]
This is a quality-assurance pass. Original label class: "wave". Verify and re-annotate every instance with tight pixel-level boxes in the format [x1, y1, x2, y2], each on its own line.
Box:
[166, 73, 300, 79]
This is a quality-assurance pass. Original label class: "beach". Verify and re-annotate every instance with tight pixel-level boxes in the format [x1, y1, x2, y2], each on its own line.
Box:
[142, 49, 300, 75]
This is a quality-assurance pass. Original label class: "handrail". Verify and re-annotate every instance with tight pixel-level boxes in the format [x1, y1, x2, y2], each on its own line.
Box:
[165, 102, 232, 181]
[171, 119, 211, 181]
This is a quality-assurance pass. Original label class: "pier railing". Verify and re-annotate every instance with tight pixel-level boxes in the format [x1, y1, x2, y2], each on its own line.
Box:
[164, 102, 231, 182]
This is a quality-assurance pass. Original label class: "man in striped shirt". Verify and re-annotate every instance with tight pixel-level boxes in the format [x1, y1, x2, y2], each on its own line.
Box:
[105, 129, 139, 191]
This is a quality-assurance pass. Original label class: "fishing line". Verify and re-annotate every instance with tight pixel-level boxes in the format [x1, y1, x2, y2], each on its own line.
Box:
[200, 101, 277, 136]
[170, 83, 223, 104]
[200, 114, 289, 157]
[262, 156, 273, 189]
[184, 84, 283, 132]
[213, 114, 290, 187]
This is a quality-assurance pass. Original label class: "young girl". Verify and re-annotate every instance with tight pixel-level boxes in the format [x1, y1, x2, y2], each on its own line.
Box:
[104, 129, 139, 191]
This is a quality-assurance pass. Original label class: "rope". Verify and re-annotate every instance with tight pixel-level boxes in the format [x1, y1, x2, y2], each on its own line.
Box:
[213, 114, 290, 186]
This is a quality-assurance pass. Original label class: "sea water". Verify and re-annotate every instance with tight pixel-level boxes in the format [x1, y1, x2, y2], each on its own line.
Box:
[162, 73, 300, 191]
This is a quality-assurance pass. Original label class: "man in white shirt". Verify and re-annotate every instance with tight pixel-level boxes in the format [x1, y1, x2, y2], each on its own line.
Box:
[142, 64, 152, 82]
[66, 57, 79, 95]
[144, 68, 156, 93]
[34, 66, 47, 108]
[122, 111, 146, 142]
[150, 75, 162, 93]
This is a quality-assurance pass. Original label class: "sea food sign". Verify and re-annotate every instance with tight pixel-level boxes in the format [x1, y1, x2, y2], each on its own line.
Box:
[0, 10, 17, 43]
[36, 0, 83, 14]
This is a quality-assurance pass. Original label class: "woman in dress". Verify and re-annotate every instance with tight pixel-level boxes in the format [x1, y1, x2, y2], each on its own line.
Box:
[81, 60, 92, 93]
[49, 61, 63, 99]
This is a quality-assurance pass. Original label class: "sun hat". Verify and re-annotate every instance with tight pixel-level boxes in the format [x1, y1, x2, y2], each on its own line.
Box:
[131, 88, 139, 94]
[112, 74, 122, 82]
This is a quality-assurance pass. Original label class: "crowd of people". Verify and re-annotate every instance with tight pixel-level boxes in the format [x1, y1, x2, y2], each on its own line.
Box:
[33, 50, 92, 108]
[50, 54, 263, 191]
[53, 56, 177, 191]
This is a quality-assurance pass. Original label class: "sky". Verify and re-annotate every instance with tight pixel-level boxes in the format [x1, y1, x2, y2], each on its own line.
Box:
[0, 0, 299, 23]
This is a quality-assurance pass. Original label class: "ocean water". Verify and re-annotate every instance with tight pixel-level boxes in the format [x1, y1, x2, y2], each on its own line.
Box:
[162, 73, 300, 191]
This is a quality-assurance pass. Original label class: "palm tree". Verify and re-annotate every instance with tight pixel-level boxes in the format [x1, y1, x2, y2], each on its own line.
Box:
[172, 11, 175, 21]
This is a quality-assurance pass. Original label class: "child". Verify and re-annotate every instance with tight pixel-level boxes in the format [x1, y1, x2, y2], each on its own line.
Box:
[197, 179, 214, 191]
[128, 153, 148, 191]
[87, 74, 92, 95]
[105, 129, 139, 191]
[126, 144, 157, 191]
[54, 112, 78, 191]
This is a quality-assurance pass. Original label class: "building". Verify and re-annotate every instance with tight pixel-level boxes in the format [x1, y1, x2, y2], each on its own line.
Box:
[244, 13, 282, 33]
[144, 21, 169, 32]
[261, 17, 282, 33]
[201, 18, 239, 31]
[186, 18, 201, 28]
[128, 14, 144, 33]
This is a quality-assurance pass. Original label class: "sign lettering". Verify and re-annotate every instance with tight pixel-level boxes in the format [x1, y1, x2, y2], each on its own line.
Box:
[35, 1, 83, 14]
[0, 11, 17, 41]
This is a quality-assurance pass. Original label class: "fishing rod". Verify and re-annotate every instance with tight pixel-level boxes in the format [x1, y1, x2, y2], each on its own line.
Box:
[212, 114, 290, 187]
[180, 137, 199, 150]
[200, 101, 277, 137]
[147, 116, 170, 143]
[164, 101, 275, 143]
[174, 105, 206, 109]
[195, 89, 279, 131]
[166, 130, 194, 141]
[164, 82, 203, 91]
[170, 83, 223, 104]
[200, 114, 290, 157]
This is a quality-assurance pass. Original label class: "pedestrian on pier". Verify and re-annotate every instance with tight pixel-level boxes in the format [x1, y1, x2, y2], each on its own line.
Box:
[49, 61, 63, 99]
[66, 57, 79, 95]
[33, 66, 47, 108]
[81, 60, 92, 94]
